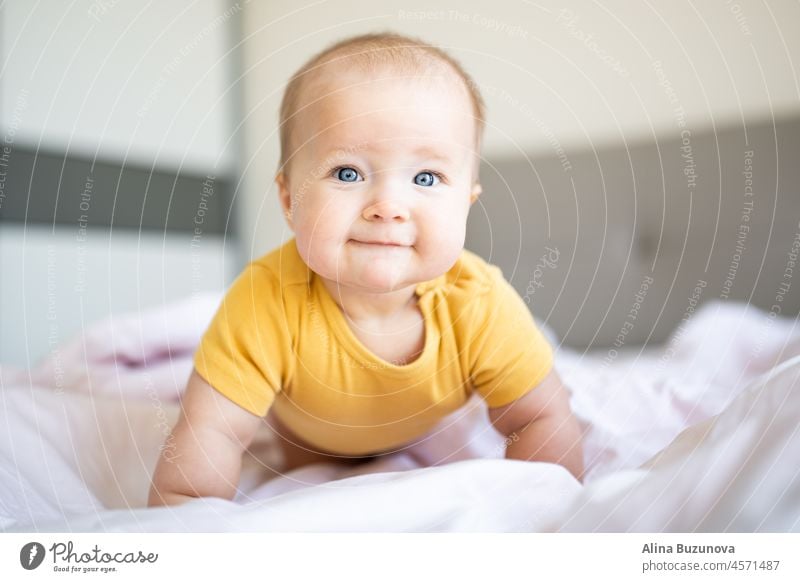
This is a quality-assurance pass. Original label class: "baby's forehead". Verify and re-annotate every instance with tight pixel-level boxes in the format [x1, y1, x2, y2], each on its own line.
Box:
[298, 57, 469, 110]
[305, 84, 475, 156]
[287, 57, 479, 164]
[295, 70, 474, 143]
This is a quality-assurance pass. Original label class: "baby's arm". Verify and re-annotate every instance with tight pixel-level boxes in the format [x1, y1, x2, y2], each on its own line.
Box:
[487, 369, 584, 481]
[148, 369, 262, 507]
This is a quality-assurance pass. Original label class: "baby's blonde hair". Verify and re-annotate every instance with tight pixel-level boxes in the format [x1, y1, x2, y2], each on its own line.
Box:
[278, 32, 486, 175]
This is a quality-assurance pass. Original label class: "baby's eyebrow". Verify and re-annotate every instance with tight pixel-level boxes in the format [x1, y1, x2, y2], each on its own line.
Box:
[413, 147, 453, 161]
[320, 144, 458, 166]
[322, 146, 362, 159]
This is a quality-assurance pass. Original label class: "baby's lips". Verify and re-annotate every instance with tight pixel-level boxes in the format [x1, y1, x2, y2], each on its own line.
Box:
[350, 237, 412, 246]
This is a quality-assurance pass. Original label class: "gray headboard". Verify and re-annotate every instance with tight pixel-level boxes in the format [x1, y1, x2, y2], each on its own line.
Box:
[467, 115, 800, 348]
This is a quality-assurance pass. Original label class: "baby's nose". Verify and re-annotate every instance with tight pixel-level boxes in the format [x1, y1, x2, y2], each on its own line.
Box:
[362, 199, 410, 222]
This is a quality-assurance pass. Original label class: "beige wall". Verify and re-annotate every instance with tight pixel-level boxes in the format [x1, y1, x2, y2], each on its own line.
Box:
[0, 1, 238, 366]
[0, 0, 237, 173]
[238, 0, 800, 258]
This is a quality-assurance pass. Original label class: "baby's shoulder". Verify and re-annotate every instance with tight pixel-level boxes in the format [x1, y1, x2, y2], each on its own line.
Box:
[247, 238, 310, 287]
[442, 248, 504, 299]
[222, 239, 310, 317]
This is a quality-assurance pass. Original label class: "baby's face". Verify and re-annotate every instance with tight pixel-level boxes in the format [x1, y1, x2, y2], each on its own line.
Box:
[277, 69, 481, 294]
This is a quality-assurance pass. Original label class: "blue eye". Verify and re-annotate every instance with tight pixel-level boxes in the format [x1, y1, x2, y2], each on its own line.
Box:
[414, 171, 439, 187]
[335, 167, 361, 182]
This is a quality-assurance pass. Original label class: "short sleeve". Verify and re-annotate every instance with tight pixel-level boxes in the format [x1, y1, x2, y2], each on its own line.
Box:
[468, 266, 554, 408]
[193, 264, 290, 416]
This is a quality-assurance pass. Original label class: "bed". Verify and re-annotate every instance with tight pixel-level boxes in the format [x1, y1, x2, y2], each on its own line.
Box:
[1, 293, 798, 532]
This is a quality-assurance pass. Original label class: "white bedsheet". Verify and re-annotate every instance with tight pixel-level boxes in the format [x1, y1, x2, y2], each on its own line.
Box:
[1, 297, 798, 532]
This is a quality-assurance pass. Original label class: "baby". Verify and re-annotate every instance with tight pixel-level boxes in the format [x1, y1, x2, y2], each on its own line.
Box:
[149, 32, 583, 507]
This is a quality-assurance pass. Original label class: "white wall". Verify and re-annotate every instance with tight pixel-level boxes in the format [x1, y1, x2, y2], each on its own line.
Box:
[0, 0, 239, 173]
[237, 0, 800, 257]
[0, 1, 241, 367]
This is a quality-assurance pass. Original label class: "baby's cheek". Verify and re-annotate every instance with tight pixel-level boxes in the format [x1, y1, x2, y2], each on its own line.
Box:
[432, 209, 467, 244]
[294, 229, 334, 274]
[419, 220, 466, 271]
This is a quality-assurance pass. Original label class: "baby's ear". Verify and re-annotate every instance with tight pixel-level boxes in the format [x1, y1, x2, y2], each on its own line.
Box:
[470, 182, 483, 204]
[275, 172, 294, 229]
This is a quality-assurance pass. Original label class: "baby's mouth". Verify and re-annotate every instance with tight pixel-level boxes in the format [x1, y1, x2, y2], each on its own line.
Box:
[349, 239, 410, 247]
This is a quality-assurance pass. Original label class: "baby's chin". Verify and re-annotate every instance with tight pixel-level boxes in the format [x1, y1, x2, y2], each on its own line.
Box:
[317, 259, 422, 293]
[299, 240, 459, 293]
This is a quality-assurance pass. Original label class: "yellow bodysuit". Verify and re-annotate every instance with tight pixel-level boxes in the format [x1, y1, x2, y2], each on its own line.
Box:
[194, 238, 553, 456]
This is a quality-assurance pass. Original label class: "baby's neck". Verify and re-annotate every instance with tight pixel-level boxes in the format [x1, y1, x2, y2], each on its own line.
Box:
[318, 276, 418, 322]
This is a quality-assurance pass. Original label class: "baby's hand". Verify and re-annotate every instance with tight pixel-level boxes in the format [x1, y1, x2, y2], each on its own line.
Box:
[148, 369, 262, 507]
[487, 370, 584, 482]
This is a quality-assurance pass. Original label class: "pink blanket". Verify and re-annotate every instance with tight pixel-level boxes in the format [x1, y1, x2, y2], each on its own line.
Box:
[1, 295, 798, 531]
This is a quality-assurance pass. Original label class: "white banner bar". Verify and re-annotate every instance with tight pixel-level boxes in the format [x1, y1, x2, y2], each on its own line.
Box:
[1, 533, 798, 581]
